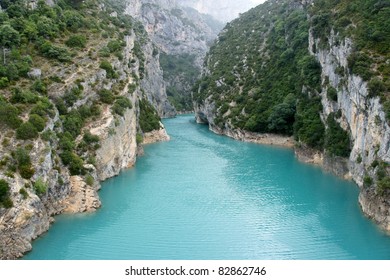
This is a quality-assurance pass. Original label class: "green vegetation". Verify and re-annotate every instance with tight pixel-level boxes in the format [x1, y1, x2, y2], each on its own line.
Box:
[194, 1, 324, 146]
[16, 121, 38, 140]
[98, 89, 115, 104]
[324, 114, 351, 157]
[112, 96, 132, 116]
[160, 53, 200, 111]
[139, 98, 161, 132]
[65, 35, 87, 49]
[85, 174, 94, 186]
[33, 177, 47, 196]
[0, 179, 12, 208]
[15, 147, 34, 179]
[310, 0, 390, 107]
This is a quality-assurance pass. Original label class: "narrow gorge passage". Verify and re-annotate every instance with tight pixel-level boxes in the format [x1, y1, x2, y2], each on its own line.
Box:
[25, 115, 390, 260]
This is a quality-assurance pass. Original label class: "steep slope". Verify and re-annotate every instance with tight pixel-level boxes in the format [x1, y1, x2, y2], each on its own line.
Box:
[194, 0, 390, 231]
[125, 0, 222, 111]
[0, 0, 169, 259]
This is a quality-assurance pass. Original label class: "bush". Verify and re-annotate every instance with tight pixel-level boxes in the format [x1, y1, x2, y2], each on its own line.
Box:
[325, 114, 351, 157]
[60, 151, 85, 175]
[363, 176, 373, 187]
[368, 78, 386, 98]
[38, 40, 71, 62]
[83, 131, 99, 144]
[19, 188, 28, 199]
[10, 89, 39, 104]
[99, 60, 116, 79]
[107, 40, 124, 53]
[63, 110, 84, 138]
[327, 86, 338, 102]
[139, 99, 161, 132]
[0, 179, 10, 204]
[65, 35, 87, 48]
[0, 101, 22, 129]
[112, 96, 132, 116]
[378, 177, 390, 195]
[98, 89, 115, 104]
[85, 174, 94, 186]
[31, 80, 47, 94]
[34, 177, 47, 196]
[19, 164, 35, 179]
[16, 121, 39, 140]
[29, 114, 46, 132]
[136, 133, 143, 144]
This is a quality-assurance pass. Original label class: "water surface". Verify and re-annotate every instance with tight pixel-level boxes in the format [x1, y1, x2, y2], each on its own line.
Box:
[25, 115, 390, 259]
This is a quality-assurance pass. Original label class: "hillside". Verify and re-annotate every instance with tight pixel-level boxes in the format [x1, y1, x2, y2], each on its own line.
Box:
[0, 0, 171, 259]
[125, 0, 223, 111]
[194, 0, 390, 231]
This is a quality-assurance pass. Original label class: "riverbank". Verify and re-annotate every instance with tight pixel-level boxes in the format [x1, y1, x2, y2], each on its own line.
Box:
[202, 121, 390, 235]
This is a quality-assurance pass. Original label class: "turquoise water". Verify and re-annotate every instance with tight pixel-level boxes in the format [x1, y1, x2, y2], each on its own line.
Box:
[25, 115, 390, 260]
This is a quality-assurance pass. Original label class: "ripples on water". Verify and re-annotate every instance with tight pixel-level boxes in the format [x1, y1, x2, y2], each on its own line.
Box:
[25, 115, 390, 260]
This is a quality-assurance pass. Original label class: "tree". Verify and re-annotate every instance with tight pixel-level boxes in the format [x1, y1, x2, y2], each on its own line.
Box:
[16, 121, 39, 140]
[0, 24, 20, 48]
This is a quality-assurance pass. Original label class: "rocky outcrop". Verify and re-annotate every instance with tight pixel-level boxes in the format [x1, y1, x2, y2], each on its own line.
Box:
[0, 3, 173, 259]
[125, 0, 221, 110]
[142, 124, 170, 144]
[309, 30, 390, 230]
[62, 175, 101, 213]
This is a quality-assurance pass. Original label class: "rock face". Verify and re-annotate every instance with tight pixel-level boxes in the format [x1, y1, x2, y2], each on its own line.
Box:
[125, 0, 222, 111]
[309, 31, 390, 231]
[194, 0, 390, 232]
[0, 1, 173, 259]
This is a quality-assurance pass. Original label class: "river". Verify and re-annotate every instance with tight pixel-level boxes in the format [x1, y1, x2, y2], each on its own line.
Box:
[24, 115, 390, 259]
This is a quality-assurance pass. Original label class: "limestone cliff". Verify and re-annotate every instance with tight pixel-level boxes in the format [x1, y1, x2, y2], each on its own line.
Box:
[125, 0, 222, 111]
[309, 31, 390, 231]
[194, 0, 390, 231]
[0, 0, 171, 259]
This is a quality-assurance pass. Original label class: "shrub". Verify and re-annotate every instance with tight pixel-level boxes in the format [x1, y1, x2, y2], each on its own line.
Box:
[99, 60, 116, 78]
[83, 131, 99, 144]
[0, 179, 10, 204]
[139, 99, 161, 132]
[0, 102, 22, 129]
[34, 177, 47, 196]
[19, 164, 35, 179]
[31, 80, 47, 94]
[378, 177, 390, 195]
[60, 151, 85, 175]
[38, 40, 71, 62]
[368, 78, 386, 98]
[325, 114, 351, 157]
[107, 40, 124, 53]
[85, 174, 94, 186]
[363, 176, 373, 187]
[136, 133, 143, 144]
[65, 35, 87, 48]
[19, 188, 28, 199]
[98, 89, 115, 104]
[63, 110, 84, 138]
[10, 89, 38, 104]
[327, 86, 338, 102]
[16, 122, 39, 140]
[29, 114, 46, 132]
[112, 96, 132, 116]
[2, 197, 13, 208]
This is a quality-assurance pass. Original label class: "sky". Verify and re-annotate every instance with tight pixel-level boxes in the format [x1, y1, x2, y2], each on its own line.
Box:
[250, 0, 267, 4]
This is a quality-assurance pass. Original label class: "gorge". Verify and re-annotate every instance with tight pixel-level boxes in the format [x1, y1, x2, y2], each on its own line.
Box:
[0, 0, 390, 259]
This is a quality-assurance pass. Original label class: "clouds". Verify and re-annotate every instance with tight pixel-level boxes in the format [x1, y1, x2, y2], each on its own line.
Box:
[250, 0, 267, 4]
